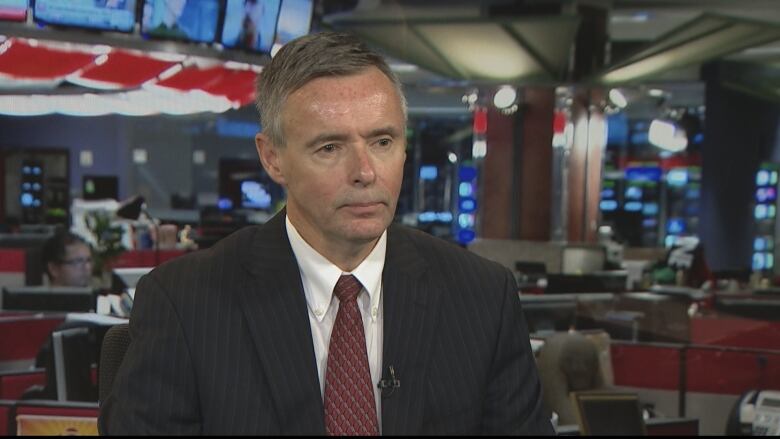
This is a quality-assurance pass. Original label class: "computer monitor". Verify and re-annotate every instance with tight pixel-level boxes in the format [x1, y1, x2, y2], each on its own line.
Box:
[141, 0, 221, 43]
[221, 0, 282, 54]
[562, 245, 606, 275]
[49, 326, 107, 402]
[571, 391, 646, 435]
[33, 0, 137, 33]
[13, 400, 98, 435]
[518, 296, 577, 334]
[82, 175, 119, 201]
[0, 232, 53, 285]
[272, 0, 314, 49]
[112, 267, 152, 290]
[0, 0, 28, 22]
[1, 286, 95, 312]
[715, 298, 780, 321]
[546, 273, 627, 294]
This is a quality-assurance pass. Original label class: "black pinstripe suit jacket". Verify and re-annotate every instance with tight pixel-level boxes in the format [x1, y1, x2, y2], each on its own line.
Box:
[98, 211, 554, 435]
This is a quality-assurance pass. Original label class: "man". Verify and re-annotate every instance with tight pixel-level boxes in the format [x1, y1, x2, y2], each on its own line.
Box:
[99, 32, 552, 435]
[43, 232, 93, 288]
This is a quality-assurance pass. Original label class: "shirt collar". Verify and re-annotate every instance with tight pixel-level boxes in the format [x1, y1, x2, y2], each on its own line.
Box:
[285, 215, 386, 322]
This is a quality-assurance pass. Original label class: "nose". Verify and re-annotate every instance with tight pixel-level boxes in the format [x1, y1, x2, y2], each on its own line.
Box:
[350, 144, 376, 186]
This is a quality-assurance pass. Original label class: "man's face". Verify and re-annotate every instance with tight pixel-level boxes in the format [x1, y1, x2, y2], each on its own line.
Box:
[257, 67, 406, 251]
[49, 243, 92, 287]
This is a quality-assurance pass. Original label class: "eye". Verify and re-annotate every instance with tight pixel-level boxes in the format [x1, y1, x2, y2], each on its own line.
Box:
[377, 138, 392, 148]
[319, 144, 337, 153]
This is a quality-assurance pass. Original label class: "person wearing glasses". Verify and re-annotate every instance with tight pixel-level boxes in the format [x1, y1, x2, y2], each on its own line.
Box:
[42, 232, 93, 288]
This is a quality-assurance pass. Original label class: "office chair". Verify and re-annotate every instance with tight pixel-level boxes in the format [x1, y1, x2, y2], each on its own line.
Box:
[536, 332, 608, 425]
[570, 391, 646, 435]
[98, 323, 130, 404]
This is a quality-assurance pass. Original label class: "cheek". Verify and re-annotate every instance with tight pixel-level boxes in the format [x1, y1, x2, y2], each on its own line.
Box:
[291, 175, 341, 205]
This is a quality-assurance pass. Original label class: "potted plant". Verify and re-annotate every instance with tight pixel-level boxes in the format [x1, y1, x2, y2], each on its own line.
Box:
[84, 210, 126, 289]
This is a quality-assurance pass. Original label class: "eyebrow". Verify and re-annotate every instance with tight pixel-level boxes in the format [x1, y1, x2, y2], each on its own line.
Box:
[303, 126, 402, 150]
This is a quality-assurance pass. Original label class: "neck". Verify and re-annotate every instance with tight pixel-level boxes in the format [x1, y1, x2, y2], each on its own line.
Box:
[287, 214, 380, 272]
[320, 238, 379, 273]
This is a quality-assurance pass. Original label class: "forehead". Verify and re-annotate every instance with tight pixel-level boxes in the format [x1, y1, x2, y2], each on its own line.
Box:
[64, 242, 90, 254]
[287, 68, 400, 111]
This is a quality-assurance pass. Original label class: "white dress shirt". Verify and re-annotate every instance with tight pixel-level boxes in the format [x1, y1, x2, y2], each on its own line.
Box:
[285, 216, 385, 428]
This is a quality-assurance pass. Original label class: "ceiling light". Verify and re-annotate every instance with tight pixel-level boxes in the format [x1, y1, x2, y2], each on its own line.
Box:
[389, 62, 419, 73]
[608, 89, 628, 108]
[599, 14, 780, 84]
[649, 119, 687, 152]
[648, 88, 665, 97]
[334, 16, 579, 82]
[493, 86, 517, 109]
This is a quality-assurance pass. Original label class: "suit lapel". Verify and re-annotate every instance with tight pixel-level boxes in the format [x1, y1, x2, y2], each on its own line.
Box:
[381, 225, 442, 435]
[237, 211, 325, 435]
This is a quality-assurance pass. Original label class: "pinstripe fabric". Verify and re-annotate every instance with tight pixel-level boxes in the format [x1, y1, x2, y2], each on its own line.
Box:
[98, 211, 554, 435]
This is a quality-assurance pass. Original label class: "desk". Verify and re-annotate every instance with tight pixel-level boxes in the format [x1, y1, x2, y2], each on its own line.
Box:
[555, 418, 698, 436]
[111, 249, 188, 268]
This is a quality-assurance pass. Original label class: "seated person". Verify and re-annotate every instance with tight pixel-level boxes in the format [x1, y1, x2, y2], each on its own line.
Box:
[536, 332, 609, 426]
[43, 232, 93, 288]
[22, 232, 97, 400]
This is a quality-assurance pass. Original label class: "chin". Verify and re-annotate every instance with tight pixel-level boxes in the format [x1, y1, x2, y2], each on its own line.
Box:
[342, 219, 389, 242]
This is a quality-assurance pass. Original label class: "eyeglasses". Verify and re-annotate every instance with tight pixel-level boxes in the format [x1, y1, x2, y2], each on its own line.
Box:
[59, 257, 92, 267]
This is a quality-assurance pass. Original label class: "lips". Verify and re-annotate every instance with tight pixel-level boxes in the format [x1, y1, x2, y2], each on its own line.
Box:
[346, 202, 382, 208]
[342, 201, 384, 214]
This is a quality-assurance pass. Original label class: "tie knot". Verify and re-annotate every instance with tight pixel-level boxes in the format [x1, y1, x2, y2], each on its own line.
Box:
[333, 275, 362, 303]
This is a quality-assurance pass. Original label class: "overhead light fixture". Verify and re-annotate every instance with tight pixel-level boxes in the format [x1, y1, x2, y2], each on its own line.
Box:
[599, 14, 780, 84]
[462, 88, 479, 111]
[649, 119, 687, 152]
[608, 89, 628, 108]
[332, 16, 580, 82]
[493, 85, 517, 108]
[648, 88, 665, 97]
[493, 85, 519, 114]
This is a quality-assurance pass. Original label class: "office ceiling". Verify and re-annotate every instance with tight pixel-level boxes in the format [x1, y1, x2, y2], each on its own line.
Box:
[322, 0, 780, 117]
[0, 0, 778, 118]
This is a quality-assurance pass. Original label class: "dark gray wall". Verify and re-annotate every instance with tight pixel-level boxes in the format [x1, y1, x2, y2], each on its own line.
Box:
[701, 72, 780, 272]
[0, 108, 262, 220]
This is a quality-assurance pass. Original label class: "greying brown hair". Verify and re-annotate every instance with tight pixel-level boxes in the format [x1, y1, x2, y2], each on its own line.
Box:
[255, 31, 407, 147]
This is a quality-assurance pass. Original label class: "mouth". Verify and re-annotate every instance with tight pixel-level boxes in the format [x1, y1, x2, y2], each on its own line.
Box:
[342, 201, 385, 214]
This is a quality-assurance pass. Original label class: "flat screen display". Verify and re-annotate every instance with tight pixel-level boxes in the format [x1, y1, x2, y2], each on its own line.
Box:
[756, 187, 777, 203]
[241, 180, 272, 209]
[33, 0, 136, 32]
[142, 0, 220, 43]
[221, 0, 281, 53]
[599, 200, 617, 211]
[82, 175, 118, 201]
[0, 0, 27, 21]
[272, 0, 313, 50]
[624, 186, 642, 200]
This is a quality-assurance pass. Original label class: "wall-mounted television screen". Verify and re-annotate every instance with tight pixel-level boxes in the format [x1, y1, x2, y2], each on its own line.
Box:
[33, 0, 137, 32]
[82, 175, 118, 201]
[271, 0, 313, 51]
[221, 0, 281, 53]
[142, 0, 220, 43]
[241, 180, 273, 209]
[0, 0, 28, 22]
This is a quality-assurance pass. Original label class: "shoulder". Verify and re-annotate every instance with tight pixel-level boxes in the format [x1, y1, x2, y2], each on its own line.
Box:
[142, 225, 260, 293]
[390, 224, 512, 286]
[390, 225, 508, 274]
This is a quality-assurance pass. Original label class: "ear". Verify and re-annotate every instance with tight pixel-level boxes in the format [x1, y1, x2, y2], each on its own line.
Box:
[255, 132, 286, 186]
[47, 262, 60, 283]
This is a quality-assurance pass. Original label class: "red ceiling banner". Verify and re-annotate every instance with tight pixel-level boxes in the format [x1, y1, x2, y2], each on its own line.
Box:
[0, 39, 95, 79]
[72, 50, 180, 89]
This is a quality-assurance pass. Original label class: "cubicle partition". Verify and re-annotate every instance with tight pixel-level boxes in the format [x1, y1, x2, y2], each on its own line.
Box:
[610, 340, 780, 435]
[0, 314, 64, 371]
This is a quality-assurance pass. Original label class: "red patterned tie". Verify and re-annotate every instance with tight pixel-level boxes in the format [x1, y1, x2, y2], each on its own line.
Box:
[324, 275, 379, 436]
